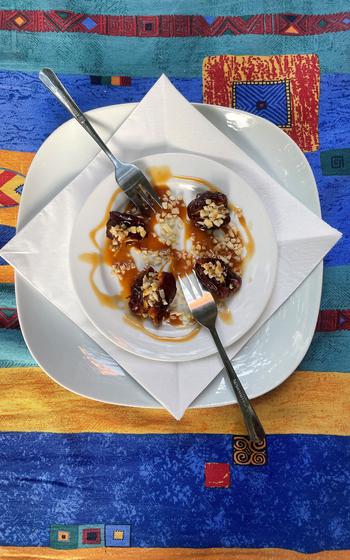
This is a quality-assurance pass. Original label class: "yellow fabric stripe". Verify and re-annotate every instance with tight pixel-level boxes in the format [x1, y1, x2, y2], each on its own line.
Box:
[0, 368, 348, 435]
[0, 547, 348, 559]
[0, 149, 35, 175]
[0, 265, 14, 283]
[0, 206, 18, 228]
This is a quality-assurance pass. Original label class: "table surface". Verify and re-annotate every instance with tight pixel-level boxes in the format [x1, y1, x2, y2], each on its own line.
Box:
[0, 1, 349, 558]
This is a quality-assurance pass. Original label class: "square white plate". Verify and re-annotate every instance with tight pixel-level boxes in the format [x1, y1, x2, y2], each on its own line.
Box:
[15, 103, 322, 409]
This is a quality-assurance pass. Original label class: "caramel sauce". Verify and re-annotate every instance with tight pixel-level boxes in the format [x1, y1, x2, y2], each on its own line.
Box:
[174, 174, 217, 192]
[228, 202, 255, 266]
[219, 307, 233, 325]
[239, 215, 255, 261]
[79, 252, 120, 309]
[148, 166, 173, 185]
[80, 166, 255, 341]
[148, 166, 216, 192]
[124, 314, 200, 342]
[90, 188, 122, 249]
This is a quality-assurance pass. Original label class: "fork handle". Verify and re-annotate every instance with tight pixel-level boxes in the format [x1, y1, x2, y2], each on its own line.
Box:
[39, 68, 121, 169]
[210, 326, 265, 442]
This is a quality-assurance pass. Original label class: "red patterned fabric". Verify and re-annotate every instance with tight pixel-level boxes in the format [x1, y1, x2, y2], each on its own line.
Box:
[0, 10, 348, 36]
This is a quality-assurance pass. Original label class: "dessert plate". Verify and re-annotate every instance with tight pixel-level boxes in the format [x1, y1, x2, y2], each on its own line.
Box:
[70, 152, 277, 361]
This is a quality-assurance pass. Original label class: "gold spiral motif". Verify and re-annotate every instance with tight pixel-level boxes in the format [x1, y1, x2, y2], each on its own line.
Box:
[251, 451, 266, 465]
[234, 437, 249, 450]
[233, 436, 267, 465]
[251, 440, 266, 451]
[233, 450, 250, 464]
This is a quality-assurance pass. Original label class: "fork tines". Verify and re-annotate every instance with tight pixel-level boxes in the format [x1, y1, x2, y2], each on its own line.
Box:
[179, 272, 204, 302]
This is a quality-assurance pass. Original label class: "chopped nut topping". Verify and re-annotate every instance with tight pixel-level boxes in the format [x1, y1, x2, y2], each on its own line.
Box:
[187, 191, 230, 231]
[109, 224, 128, 248]
[107, 186, 245, 326]
[202, 260, 225, 283]
[197, 199, 229, 229]
[112, 260, 136, 277]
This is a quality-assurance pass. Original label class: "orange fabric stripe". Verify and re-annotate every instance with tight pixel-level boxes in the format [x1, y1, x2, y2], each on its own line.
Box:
[0, 149, 35, 175]
[0, 546, 348, 559]
[0, 265, 14, 283]
[0, 368, 349, 435]
[0, 206, 18, 228]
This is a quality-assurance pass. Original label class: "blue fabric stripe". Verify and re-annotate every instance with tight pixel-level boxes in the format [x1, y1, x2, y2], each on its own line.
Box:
[1, 73, 348, 263]
[0, 32, 349, 77]
[0, 71, 348, 154]
[306, 73, 350, 266]
[0, 433, 349, 551]
[0, 72, 202, 152]
[307, 152, 349, 267]
[1, 0, 349, 16]
[317, 74, 350, 151]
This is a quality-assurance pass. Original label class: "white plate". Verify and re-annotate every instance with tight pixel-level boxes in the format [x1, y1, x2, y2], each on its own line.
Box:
[70, 152, 277, 361]
[16, 103, 321, 407]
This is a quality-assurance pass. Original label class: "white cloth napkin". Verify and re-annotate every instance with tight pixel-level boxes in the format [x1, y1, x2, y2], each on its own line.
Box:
[1, 75, 341, 419]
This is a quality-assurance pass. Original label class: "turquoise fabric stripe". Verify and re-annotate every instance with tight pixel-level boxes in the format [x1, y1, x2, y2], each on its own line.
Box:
[0, 32, 349, 76]
[0, 0, 349, 16]
[1, 267, 350, 371]
[0, 283, 16, 308]
[300, 331, 350, 372]
[321, 266, 350, 310]
[0, 329, 35, 367]
[1, 0, 349, 16]
[1, 329, 350, 372]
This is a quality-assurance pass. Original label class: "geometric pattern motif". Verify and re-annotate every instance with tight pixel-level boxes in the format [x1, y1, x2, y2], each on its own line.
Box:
[49, 524, 130, 549]
[78, 524, 104, 548]
[205, 462, 231, 488]
[233, 436, 268, 466]
[203, 54, 320, 151]
[105, 524, 131, 547]
[232, 79, 292, 128]
[50, 524, 79, 549]
[0, 224, 16, 266]
[0, 168, 25, 207]
[316, 309, 350, 332]
[90, 75, 132, 86]
[0, 150, 34, 281]
[0, 10, 348, 36]
[0, 307, 19, 329]
[320, 148, 350, 176]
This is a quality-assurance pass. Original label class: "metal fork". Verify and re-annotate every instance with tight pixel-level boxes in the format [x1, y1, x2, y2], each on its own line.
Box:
[39, 68, 162, 215]
[179, 272, 265, 442]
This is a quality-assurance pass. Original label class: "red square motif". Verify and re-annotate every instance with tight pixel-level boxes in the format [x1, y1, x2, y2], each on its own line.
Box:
[203, 54, 320, 152]
[205, 462, 230, 488]
[82, 528, 101, 544]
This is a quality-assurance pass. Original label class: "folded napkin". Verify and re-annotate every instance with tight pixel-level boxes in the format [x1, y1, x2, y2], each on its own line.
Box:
[1, 75, 341, 419]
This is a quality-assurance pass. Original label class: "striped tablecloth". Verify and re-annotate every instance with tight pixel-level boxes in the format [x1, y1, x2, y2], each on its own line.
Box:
[0, 1, 349, 558]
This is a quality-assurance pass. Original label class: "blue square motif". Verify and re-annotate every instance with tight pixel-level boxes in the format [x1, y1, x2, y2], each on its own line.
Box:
[82, 17, 97, 30]
[232, 80, 291, 128]
[105, 524, 131, 547]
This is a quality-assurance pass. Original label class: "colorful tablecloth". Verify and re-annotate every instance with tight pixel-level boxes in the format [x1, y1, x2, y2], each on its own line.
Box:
[0, 2, 349, 558]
